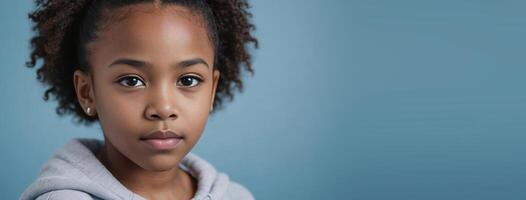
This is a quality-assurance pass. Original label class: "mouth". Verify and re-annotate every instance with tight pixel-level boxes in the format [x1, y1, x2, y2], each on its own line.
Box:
[140, 130, 183, 150]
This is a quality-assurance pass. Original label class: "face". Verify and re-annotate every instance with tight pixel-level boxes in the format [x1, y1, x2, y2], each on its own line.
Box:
[73, 4, 219, 171]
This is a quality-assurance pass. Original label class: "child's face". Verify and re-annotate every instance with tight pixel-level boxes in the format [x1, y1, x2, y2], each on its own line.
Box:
[74, 4, 219, 170]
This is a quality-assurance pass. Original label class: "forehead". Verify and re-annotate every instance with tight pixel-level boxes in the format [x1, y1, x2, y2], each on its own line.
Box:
[98, 3, 209, 34]
[86, 3, 214, 68]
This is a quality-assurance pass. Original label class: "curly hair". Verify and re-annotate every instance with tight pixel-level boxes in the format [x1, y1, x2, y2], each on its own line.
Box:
[26, 0, 258, 126]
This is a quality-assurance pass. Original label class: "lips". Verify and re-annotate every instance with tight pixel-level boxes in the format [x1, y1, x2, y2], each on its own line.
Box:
[140, 130, 183, 150]
[140, 130, 183, 140]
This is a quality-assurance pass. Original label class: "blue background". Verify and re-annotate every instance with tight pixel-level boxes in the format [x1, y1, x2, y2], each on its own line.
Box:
[2, 0, 526, 199]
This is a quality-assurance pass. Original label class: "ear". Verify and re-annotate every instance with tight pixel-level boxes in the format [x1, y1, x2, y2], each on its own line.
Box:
[210, 69, 220, 112]
[73, 69, 96, 116]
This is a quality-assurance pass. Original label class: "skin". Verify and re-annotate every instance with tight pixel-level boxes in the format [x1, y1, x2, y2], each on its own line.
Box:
[72, 3, 220, 200]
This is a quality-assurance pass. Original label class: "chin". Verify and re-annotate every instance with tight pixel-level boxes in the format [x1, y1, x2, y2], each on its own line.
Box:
[139, 154, 183, 171]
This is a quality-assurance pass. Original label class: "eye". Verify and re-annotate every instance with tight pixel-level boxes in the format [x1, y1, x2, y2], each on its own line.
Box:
[117, 76, 145, 88]
[177, 75, 202, 88]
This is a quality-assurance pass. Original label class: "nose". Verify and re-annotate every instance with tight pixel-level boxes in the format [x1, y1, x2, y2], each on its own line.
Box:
[144, 85, 179, 121]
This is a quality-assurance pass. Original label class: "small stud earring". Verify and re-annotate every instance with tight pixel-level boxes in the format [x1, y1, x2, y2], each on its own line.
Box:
[86, 107, 92, 115]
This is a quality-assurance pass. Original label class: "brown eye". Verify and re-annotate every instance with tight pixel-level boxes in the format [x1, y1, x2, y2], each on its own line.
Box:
[117, 76, 145, 88]
[177, 75, 202, 88]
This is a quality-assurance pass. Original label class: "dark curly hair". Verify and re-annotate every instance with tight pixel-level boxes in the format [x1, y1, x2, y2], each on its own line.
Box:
[26, 0, 258, 126]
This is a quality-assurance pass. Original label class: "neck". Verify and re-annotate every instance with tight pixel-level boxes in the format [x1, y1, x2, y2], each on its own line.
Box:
[95, 139, 197, 200]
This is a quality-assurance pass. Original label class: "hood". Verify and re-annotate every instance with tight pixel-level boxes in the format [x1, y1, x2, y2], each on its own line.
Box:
[20, 138, 230, 200]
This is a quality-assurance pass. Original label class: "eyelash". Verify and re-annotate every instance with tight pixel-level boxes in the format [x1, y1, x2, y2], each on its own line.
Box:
[116, 75, 203, 88]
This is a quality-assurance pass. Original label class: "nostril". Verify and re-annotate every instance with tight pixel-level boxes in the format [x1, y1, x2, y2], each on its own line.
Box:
[148, 113, 177, 120]
[150, 114, 161, 120]
[145, 105, 178, 120]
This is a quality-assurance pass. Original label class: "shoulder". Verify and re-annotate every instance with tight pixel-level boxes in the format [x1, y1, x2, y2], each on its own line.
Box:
[224, 181, 255, 200]
[34, 190, 94, 200]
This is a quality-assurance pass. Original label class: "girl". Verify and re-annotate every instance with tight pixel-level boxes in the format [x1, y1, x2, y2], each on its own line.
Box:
[20, 0, 257, 199]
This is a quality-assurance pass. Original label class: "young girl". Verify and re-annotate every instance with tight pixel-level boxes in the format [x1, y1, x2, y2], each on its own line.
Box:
[20, 0, 257, 199]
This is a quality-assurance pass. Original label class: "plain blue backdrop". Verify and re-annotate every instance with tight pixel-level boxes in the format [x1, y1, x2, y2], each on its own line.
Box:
[2, 0, 526, 199]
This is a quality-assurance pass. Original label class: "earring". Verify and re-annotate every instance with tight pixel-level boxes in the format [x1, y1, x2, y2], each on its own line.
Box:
[86, 107, 92, 115]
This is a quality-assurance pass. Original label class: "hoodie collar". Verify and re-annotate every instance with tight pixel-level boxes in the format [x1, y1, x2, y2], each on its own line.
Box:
[21, 138, 229, 200]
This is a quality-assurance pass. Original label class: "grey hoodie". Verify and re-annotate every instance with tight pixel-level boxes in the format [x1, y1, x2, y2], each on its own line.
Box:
[20, 138, 254, 200]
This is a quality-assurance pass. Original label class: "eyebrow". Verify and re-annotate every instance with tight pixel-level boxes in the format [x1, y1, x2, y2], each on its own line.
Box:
[107, 57, 209, 69]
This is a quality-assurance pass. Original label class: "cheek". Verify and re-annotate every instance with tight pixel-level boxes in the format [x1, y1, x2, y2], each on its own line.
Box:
[95, 87, 145, 134]
[181, 92, 211, 129]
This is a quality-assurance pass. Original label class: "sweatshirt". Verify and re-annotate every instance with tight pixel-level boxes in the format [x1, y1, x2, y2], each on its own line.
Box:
[20, 138, 254, 200]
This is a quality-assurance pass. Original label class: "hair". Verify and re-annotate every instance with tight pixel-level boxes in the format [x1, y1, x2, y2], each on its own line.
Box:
[26, 0, 258, 126]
